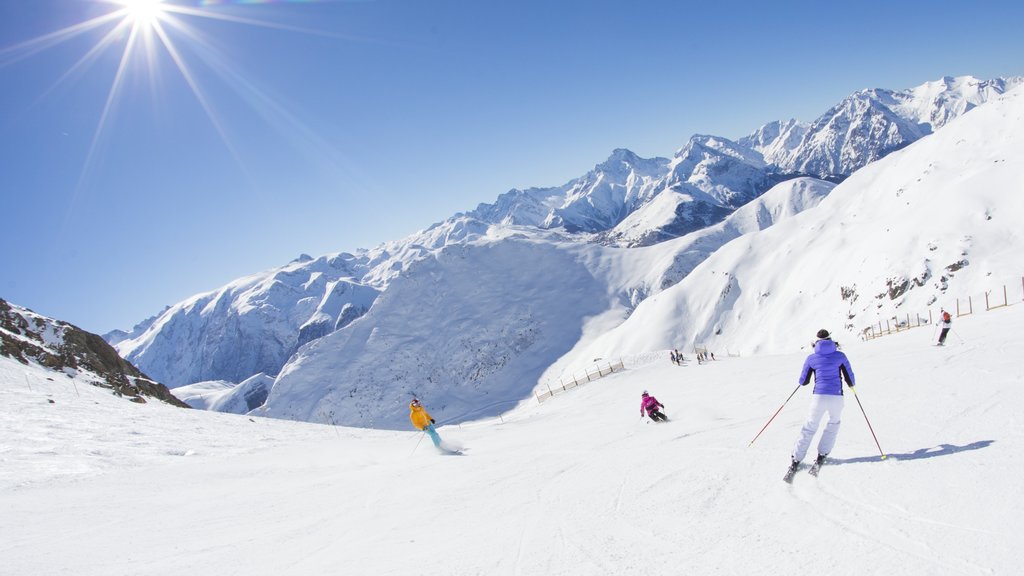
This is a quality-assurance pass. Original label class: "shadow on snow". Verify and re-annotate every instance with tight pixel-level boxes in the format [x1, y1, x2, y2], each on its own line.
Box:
[830, 439, 995, 465]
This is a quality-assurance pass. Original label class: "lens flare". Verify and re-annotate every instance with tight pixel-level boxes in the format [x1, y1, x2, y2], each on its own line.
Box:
[118, 0, 167, 27]
[1, 0, 363, 222]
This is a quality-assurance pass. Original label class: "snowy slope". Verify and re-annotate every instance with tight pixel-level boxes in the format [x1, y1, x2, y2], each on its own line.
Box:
[3, 299, 1023, 575]
[575, 85, 1024, 360]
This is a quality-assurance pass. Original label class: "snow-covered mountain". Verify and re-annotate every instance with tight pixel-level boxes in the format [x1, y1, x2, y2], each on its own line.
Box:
[741, 75, 1024, 178]
[259, 176, 838, 428]
[110, 76, 1022, 428]
[0, 298, 186, 407]
[115, 253, 379, 388]
[467, 136, 778, 246]
[578, 83, 1024, 359]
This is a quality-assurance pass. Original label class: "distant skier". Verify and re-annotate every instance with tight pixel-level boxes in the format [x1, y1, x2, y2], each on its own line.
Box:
[409, 398, 442, 448]
[786, 329, 855, 479]
[937, 310, 953, 345]
[640, 390, 668, 422]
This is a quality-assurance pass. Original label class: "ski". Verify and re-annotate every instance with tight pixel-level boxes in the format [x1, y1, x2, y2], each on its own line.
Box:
[808, 455, 827, 477]
[783, 462, 800, 483]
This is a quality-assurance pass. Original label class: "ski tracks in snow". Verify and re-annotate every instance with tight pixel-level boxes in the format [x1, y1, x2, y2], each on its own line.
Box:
[791, 474, 998, 575]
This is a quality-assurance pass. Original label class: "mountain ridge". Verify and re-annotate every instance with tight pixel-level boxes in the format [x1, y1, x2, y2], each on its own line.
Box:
[104, 75, 1022, 427]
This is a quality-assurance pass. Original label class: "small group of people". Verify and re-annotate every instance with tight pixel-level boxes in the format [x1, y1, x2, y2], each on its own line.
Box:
[669, 348, 718, 364]
[669, 349, 684, 365]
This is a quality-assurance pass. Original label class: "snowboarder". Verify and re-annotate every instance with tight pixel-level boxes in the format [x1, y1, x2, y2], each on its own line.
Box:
[640, 390, 668, 422]
[409, 398, 442, 448]
[786, 329, 855, 479]
[937, 310, 953, 345]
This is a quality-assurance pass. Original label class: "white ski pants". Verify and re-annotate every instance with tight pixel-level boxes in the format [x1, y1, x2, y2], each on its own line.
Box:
[792, 393, 844, 462]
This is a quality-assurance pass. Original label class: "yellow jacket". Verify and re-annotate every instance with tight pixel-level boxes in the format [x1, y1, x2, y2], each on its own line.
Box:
[409, 403, 434, 430]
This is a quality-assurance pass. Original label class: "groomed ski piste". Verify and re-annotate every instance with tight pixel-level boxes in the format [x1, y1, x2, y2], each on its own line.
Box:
[2, 304, 1023, 575]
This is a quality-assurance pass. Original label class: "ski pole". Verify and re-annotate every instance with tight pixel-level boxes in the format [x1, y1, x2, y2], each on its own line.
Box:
[748, 384, 802, 447]
[409, 431, 426, 456]
[849, 385, 887, 459]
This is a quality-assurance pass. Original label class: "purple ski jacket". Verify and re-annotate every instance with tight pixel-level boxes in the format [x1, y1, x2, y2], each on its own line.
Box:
[798, 338, 855, 395]
[640, 395, 663, 416]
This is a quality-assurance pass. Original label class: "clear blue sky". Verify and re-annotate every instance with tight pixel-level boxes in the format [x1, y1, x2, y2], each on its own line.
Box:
[2, 0, 1022, 334]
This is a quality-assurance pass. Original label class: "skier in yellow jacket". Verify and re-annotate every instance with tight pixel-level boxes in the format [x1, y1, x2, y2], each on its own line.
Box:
[409, 398, 442, 448]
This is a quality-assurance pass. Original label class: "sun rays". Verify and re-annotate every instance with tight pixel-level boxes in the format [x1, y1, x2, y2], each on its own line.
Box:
[0, 0, 355, 199]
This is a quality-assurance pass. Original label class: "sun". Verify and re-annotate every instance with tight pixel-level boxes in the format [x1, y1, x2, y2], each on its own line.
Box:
[2, 0, 352, 196]
[117, 0, 167, 27]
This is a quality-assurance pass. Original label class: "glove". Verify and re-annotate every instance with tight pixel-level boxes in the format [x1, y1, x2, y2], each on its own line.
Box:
[430, 418, 435, 424]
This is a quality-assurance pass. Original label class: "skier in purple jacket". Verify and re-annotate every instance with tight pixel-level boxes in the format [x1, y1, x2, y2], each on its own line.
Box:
[788, 329, 855, 475]
[640, 391, 668, 422]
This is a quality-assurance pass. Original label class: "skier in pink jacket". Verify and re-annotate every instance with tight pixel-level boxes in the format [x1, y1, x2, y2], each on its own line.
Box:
[640, 391, 668, 422]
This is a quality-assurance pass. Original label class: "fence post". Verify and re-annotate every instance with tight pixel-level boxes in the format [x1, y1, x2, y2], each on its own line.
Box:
[886, 319, 890, 334]
[969, 296, 973, 315]
[956, 300, 960, 317]
[986, 291, 990, 311]
[1005, 285, 1009, 307]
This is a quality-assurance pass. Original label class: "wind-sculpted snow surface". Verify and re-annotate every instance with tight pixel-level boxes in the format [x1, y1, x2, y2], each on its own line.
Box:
[262, 237, 613, 429]
[578, 85, 1024, 359]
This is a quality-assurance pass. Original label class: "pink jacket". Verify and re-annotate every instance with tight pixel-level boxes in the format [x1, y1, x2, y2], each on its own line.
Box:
[640, 395, 663, 416]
